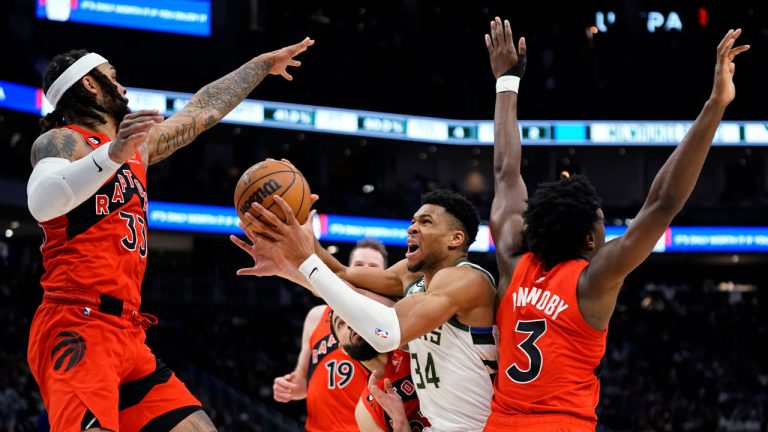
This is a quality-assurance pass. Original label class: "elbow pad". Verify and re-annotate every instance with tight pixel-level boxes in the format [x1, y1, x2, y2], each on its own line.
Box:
[299, 254, 402, 353]
[27, 143, 121, 222]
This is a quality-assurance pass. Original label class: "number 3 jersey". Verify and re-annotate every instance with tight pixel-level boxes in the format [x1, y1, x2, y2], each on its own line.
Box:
[491, 252, 608, 423]
[404, 261, 498, 432]
[306, 306, 368, 432]
[39, 125, 149, 307]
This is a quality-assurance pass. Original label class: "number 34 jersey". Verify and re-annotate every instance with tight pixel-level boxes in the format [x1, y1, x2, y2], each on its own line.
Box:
[492, 252, 608, 423]
[39, 125, 149, 307]
[404, 261, 498, 432]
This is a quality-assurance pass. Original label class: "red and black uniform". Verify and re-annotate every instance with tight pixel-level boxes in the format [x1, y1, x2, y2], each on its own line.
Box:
[362, 349, 430, 432]
[486, 252, 608, 431]
[27, 125, 201, 432]
[305, 306, 368, 431]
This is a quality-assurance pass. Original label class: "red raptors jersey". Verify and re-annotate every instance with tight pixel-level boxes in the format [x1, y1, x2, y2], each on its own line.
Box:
[39, 125, 148, 307]
[491, 252, 607, 423]
[362, 349, 430, 432]
[305, 306, 368, 432]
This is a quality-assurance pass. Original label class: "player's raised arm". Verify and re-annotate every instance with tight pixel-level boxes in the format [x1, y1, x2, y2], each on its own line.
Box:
[579, 29, 749, 330]
[487, 17, 529, 292]
[145, 37, 314, 165]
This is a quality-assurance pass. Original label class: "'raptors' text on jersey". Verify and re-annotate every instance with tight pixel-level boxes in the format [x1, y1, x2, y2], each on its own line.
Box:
[39, 125, 148, 307]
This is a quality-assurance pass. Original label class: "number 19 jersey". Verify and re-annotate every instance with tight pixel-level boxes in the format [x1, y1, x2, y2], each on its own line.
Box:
[39, 125, 148, 308]
[490, 252, 607, 426]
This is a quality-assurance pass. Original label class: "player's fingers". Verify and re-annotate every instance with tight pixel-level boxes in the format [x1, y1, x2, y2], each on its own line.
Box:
[123, 109, 159, 120]
[489, 21, 497, 48]
[729, 45, 750, 60]
[717, 29, 734, 54]
[248, 203, 282, 228]
[229, 234, 252, 252]
[495, 16, 504, 42]
[304, 209, 317, 227]
[383, 378, 395, 393]
[272, 196, 298, 225]
[519, 37, 527, 56]
[310, 194, 320, 205]
[282, 71, 294, 81]
[236, 267, 263, 276]
[504, 19, 513, 46]
[289, 60, 301, 68]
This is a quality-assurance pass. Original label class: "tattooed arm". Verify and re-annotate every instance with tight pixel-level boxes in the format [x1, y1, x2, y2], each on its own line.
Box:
[145, 37, 315, 165]
[30, 128, 91, 165]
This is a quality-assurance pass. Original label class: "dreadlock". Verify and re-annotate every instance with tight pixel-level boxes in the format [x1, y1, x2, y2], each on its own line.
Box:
[523, 174, 602, 268]
[40, 49, 121, 133]
[421, 189, 480, 252]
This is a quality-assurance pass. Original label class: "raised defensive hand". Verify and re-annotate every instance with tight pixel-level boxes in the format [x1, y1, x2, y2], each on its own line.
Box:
[485, 17, 526, 79]
[110, 110, 163, 163]
[711, 29, 749, 106]
[264, 37, 316, 81]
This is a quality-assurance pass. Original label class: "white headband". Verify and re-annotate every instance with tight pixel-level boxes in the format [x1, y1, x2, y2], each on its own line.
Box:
[45, 53, 109, 108]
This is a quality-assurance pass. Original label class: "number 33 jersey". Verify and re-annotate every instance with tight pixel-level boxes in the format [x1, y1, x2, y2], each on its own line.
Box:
[404, 261, 498, 432]
[39, 125, 149, 307]
[492, 252, 608, 423]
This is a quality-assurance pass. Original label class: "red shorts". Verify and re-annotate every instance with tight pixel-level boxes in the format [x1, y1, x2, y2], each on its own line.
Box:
[484, 413, 596, 432]
[27, 300, 202, 432]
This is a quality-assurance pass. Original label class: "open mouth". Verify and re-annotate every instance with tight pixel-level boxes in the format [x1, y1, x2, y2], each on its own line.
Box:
[406, 242, 420, 257]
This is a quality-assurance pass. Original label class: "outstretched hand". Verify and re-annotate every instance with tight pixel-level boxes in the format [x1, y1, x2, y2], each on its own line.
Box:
[230, 222, 296, 278]
[264, 37, 316, 81]
[485, 17, 526, 79]
[368, 370, 409, 432]
[239, 195, 317, 268]
[711, 29, 749, 106]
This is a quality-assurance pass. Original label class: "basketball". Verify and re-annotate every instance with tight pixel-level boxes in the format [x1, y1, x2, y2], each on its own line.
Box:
[234, 159, 312, 229]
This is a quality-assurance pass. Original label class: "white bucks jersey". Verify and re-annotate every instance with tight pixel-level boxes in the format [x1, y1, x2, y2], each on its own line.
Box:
[404, 261, 498, 432]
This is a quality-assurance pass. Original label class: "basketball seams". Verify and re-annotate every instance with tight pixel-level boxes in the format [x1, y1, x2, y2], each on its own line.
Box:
[234, 160, 311, 226]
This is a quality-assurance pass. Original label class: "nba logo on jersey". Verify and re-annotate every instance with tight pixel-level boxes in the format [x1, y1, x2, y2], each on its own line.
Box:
[374, 328, 389, 339]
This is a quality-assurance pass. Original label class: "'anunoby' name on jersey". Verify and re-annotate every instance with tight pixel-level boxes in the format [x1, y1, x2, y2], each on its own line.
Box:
[492, 252, 607, 424]
[39, 125, 148, 307]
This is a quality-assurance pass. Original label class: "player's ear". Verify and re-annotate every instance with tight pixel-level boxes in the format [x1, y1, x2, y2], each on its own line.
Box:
[449, 230, 466, 249]
[585, 232, 596, 252]
[80, 75, 99, 96]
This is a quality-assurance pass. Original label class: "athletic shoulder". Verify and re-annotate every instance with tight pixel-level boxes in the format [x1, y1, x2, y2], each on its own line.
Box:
[433, 265, 495, 295]
[31, 128, 90, 166]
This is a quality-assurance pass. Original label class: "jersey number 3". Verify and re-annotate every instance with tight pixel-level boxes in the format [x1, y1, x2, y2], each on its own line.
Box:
[506, 319, 546, 384]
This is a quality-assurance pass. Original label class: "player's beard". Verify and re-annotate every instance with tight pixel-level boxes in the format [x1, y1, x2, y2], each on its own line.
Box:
[343, 340, 380, 362]
[103, 88, 130, 123]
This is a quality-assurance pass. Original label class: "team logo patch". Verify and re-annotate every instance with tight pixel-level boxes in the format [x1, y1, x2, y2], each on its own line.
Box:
[87, 136, 101, 145]
[374, 327, 390, 339]
[51, 331, 86, 372]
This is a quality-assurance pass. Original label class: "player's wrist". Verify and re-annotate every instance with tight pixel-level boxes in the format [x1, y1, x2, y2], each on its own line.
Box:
[496, 54, 526, 94]
[496, 76, 520, 94]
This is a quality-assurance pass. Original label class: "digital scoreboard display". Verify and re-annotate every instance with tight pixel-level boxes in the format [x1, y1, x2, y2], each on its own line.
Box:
[36, 0, 211, 37]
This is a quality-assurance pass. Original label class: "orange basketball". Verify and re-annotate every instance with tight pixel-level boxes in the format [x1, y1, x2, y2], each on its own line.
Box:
[234, 159, 312, 230]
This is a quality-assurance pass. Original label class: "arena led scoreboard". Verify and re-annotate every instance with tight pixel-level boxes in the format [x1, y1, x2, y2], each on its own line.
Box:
[2, 79, 767, 147]
[35, 0, 211, 36]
